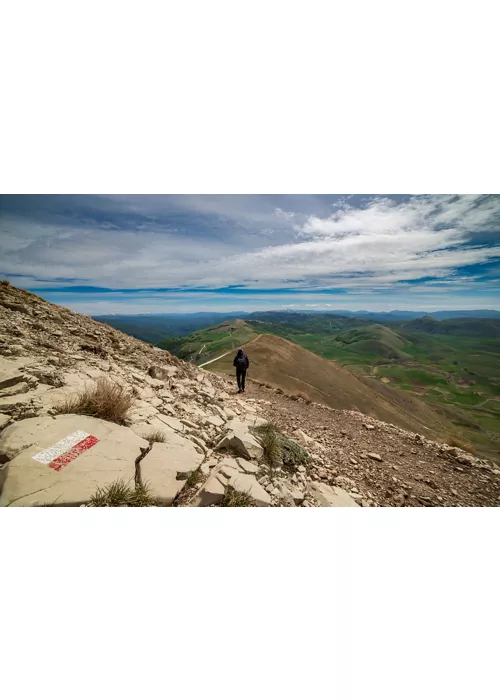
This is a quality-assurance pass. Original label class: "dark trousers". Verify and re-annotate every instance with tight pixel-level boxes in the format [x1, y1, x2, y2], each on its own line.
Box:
[236, 369, 247, 391]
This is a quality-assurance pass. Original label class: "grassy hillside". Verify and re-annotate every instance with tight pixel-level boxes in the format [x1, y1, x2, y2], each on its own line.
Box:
[159, 319, 258, 364]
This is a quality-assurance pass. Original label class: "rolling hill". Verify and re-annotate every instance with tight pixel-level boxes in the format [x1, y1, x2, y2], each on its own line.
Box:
[159, 319, 258, 364]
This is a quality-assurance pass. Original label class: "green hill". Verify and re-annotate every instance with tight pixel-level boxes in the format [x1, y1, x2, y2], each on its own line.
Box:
[158, 319, 258, 364]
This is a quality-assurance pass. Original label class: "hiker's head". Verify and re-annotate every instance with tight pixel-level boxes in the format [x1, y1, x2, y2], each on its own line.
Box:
[237, 348, 243, 356]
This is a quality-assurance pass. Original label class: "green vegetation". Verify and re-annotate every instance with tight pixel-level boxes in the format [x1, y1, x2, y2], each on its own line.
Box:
[253, 422, 309, 472]
[159, 319, 258, 364]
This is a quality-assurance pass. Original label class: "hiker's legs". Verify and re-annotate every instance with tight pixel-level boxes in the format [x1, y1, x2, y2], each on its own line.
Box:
[241, 369, 246, 391]
[236, 369, 242, 391]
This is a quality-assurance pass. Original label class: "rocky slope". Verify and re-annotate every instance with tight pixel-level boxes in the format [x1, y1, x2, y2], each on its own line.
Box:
[0, 281, 499, 507]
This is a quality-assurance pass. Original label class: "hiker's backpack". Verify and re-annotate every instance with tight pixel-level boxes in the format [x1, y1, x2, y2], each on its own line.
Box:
[236, 354, 247, 370]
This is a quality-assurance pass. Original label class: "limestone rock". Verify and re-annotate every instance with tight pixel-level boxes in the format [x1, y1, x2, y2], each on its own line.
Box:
[192, 475, 226, 506]
[0, 413, 11, 429]
[236, 457, 260, 475]
[0, 414, 148, 506]
[140, 438, 204, 505]
[227, 473, 271, 506]
[367, 452, 383, 462]
[293, 429, 314, 447]
[309, 482, 360, 507]
[216, 428, 264, 461]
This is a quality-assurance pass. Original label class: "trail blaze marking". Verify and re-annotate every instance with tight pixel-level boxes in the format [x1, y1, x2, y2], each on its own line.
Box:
[32, 431, 100, 472]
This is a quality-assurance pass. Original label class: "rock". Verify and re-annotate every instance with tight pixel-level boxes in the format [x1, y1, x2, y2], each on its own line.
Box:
[293, 429, 314, 447]
[140, 435, 204, 505]
[180, 418, 198, 430]
[0, 414, 148, 506]
[149, 365, 177, 381]
[363, 423, 376, 430]
[309, 482, 360, 507]
[0, 413, 11, 429]
[236, 457, 260, 474]
[216, 427, 264, 461]
[348, 492, 363, 503]
[227, 473, 271, 506]
[349, 457, 358, 465]
[367, 452, 383, 462]
[192, 475, 226, 506]
[202, 415, 223, 429]
[290, 488, 305, 505]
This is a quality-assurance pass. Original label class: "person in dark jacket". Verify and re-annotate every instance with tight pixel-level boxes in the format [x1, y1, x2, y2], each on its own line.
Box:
[233, 348, 249, 393]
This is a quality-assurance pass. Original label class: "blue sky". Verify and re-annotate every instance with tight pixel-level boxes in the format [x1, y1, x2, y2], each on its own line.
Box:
[1, 194, 499, 314]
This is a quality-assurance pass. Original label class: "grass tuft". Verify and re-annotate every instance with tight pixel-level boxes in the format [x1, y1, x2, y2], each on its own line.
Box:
[55, 377, 135, 424]
[89, 478, 157, 507]
[144, 429, 166, 443]
[220, 486, 255, 507]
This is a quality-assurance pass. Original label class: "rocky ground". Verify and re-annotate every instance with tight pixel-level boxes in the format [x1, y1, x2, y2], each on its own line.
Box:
[1, 281, 499, 507]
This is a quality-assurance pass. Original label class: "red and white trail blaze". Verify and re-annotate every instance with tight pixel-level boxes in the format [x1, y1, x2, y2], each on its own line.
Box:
[32, 431, 100, 472]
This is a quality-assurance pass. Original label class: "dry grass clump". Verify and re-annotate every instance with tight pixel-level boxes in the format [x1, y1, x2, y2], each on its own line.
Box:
[55, 377, 135, 424]
[219, 486, 255, 507]
[446, 435, 477, 455]
[144, 429, 166, 443]
[89, 479, 157, 507]
[254, 422, 283, 467]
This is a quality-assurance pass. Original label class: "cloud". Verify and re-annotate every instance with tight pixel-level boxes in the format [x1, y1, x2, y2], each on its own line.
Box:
[0, 194, 499, 312]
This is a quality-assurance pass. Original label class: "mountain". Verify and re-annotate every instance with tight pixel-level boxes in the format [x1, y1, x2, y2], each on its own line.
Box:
[93, 312, 251, 344]
[93, 308, 500, 343]
[0, 281, 499, 507]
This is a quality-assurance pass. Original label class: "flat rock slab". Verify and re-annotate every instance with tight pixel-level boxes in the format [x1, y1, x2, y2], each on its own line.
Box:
[228, 473, 271, 506]
[217, 428, 264, 461]
[0, 415, 148, 506]
[310, 482, 360, 507]
[140, 437, 204, 505]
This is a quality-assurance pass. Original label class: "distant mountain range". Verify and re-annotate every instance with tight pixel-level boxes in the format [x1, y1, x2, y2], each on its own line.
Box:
[94, 308, 500, 344]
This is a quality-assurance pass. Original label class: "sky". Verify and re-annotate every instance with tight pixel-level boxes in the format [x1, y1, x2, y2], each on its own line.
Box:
[1, 194, 499, 314]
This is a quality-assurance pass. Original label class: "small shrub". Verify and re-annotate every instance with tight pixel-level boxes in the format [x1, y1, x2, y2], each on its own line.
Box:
[89, 479, 157, 507]
[220, 486, 255, 507]
[446, 435, 477, 455]
[280, 434, 309, 467]
[0, 279, 11, 287]
[55, 377, 135, 424]
[144, 429, 166, 444]
[253, 422, 309, 472]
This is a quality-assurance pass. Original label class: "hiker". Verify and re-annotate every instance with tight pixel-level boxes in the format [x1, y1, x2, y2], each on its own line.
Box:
[233, 348, 249, 393]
